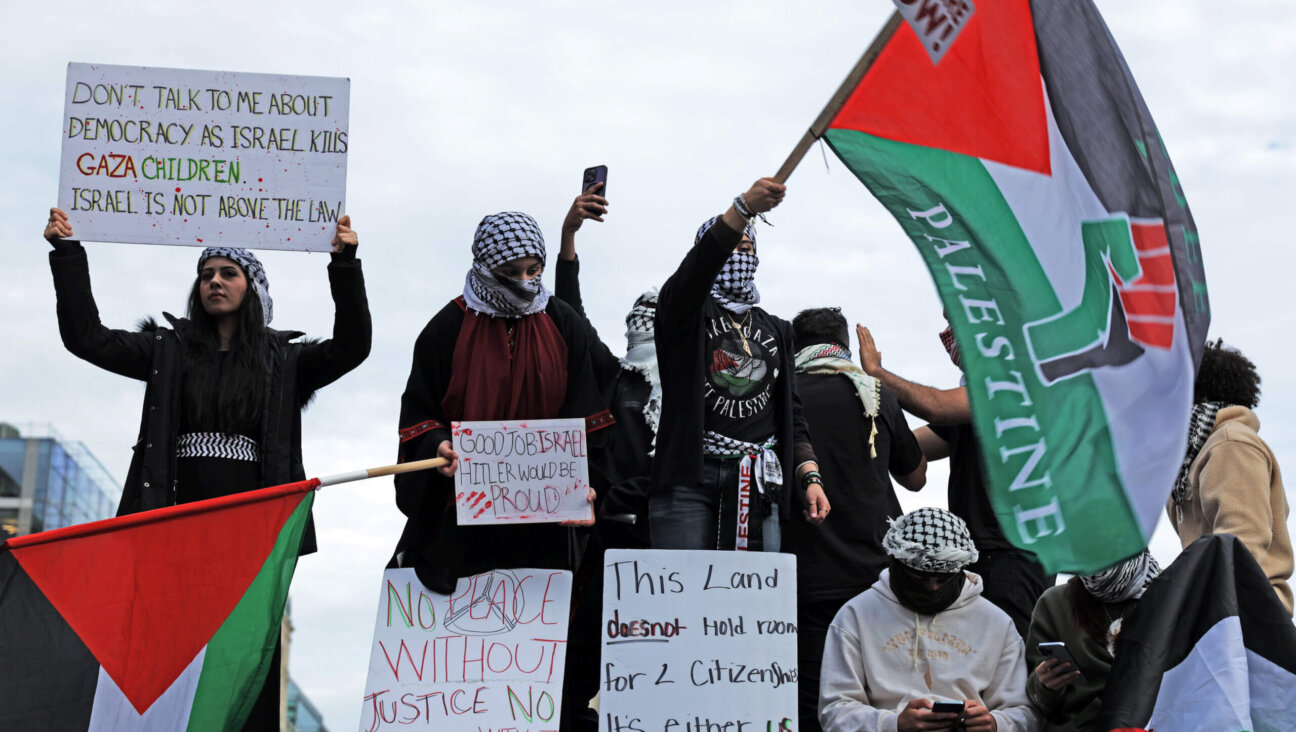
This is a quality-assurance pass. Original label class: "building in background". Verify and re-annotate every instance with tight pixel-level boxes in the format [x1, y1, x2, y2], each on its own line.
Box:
[0, 422, 122, 539]
[287, 677, 328, 732]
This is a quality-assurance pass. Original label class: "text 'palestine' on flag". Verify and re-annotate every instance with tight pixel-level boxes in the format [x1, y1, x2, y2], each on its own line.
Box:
[0, 480, 317, 732]
[825, 0, 1208, 573]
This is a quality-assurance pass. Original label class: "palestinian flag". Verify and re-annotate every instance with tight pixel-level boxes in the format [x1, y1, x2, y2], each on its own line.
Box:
[0, 480, 316, 731]
[822, 0, 1208, 572]
[1101, 535, 1296, 731]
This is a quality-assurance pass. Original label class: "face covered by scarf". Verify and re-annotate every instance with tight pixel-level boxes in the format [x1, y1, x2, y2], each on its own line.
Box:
[1081, 550, 1162, 603]
[696, 216, 759, 314]
[197, 246, 273, 325]
[883, 507, 979, 615]
[621, 288, 663, 435]
[462, 212, 551, 317]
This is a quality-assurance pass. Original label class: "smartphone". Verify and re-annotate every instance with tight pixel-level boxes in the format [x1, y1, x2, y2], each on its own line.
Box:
[1038, 642, 1086, 681]
[582, 165, 608, 197]
[931, 701, 965, 715]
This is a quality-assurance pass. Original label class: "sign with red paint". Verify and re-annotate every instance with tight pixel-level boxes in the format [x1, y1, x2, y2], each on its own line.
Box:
[57, 62, 349, 251]
[453, 418, 593, 525]
[893, 0, 976, 65]
[359, 568, 572, 731]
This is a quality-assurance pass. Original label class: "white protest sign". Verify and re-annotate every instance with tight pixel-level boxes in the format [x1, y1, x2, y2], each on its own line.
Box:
[893, 0, 976, 65]
[58, 62, 349, 251]
[360, 568, 572, 731]
[601, 550, 798, 732]
[453, 418, 594, 525]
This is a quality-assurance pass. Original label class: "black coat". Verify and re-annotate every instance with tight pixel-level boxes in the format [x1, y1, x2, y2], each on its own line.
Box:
[49, 242, 371, 554]
[651, 218, 817, 521]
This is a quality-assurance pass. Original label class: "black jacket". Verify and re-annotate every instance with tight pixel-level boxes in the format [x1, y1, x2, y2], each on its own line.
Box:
[49, 242, 371, 554]
[651, 217, 817, 520]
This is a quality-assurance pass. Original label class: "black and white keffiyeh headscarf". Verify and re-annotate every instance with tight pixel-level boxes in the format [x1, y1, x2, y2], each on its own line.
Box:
[463, 212, 551, 317]
[696, 216, 759, 314]
[1171, 401, 1226, 517]
[197, 247, 273, 324]
[621, 288, 662, 435]
[1081, 550, 1161, 604]
[883, 507, 979, 574]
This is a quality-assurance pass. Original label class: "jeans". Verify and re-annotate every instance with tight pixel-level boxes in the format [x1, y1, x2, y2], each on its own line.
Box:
[649, 457, 781, 551]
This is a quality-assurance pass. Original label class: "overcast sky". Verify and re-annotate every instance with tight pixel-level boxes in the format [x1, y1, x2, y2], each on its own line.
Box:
[3, 0, 1293, 727]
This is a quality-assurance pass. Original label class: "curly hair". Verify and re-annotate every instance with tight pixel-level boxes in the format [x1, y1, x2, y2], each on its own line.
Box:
[1194, 339, 1261, 408]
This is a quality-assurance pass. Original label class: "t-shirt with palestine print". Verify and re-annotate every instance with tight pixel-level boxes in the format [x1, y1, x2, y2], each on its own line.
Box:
[702, 300, 778, 444]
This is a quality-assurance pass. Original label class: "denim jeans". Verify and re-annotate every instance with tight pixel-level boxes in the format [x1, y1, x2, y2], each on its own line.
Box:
[649, 457, 781, 551]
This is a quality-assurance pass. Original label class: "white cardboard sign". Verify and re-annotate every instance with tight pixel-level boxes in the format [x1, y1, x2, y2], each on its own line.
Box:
[360, 568, 572, 731]
[453, 418, 594, 525]
[893, 0, 976, 65]
[57, 62, 349, 251]
[600, 550, 798, 732]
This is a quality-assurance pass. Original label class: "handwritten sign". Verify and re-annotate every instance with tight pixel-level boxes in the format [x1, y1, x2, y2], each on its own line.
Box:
[453, 418, 593, 525]
[57, 62, 349, 251]
[893, 0, 976, 65]
[600, 550, 798, 732]
[360, 568, 572, 731]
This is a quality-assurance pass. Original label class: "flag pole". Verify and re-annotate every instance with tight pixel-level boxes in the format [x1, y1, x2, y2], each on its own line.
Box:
[317, 457, 449, 487]
[773, 12, 903, 184]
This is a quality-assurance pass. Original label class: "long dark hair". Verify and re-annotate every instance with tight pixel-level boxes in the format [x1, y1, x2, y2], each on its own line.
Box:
[182, 274, 268, 432]
[1067, 576, 1112, 646]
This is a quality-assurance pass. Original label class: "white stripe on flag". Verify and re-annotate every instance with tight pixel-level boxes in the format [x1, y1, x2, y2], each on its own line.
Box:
[88, 646, 203, 731]
[1144, 616, 1296, 731]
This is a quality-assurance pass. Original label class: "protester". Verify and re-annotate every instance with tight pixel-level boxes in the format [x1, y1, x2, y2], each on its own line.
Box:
[1168, 339, 1292, 613]
[785, 306, 927, 732]
[651, 177, 826, 551]
[820, 507, 1040, 732]
[389, 211, 609, 597]
[1024, 551, 1161, 731]
[857, 321, 1050, 639]
[43, 206, 371, 730]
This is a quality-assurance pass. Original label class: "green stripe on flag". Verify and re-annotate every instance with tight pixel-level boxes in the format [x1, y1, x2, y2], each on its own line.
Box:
[187, 492, 314, 731]
[824, 128, 1146, 573]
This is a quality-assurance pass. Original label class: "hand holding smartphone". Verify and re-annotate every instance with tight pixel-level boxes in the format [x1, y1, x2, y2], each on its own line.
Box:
[1038, 642, 1086, 681]
[931, 700, 965, 715]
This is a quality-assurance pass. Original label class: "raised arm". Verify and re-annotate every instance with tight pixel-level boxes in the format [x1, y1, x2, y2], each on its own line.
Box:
[297, 215, 372, 394]
[44, 207, 155, 380]
[856, 324, 970, 425]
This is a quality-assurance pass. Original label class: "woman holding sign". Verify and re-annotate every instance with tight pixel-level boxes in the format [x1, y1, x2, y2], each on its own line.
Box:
[391, 211, 609, 594]
[44, 206, 370, 728]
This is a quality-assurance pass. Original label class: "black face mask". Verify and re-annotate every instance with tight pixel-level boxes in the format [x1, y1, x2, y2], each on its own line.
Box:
[888, 559, 966, 615]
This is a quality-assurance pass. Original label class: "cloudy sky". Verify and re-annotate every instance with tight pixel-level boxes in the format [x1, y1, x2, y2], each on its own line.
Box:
[3, 0, 1293, 727]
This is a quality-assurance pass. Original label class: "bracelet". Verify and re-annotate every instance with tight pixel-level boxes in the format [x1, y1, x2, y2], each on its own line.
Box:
[730, 196, 753, 226]
[800, 470, 823, 489]
[735, 193, 773, 227]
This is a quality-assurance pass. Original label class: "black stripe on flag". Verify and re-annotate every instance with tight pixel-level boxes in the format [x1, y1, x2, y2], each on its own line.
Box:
[1100, 535, 1296, 729]
[0, 550, 98, 731]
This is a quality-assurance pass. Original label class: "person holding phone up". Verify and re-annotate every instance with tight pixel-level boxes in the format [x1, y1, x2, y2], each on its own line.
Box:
[1023, 551, 1160, 731]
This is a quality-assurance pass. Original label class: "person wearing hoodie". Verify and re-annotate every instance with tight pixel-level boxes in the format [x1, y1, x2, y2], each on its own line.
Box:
[1166, 339, 1291, 614]
[820, 507, 1040, 732]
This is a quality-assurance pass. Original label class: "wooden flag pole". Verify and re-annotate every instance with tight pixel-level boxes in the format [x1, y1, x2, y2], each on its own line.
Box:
[773, 11, 903, 184]
[316, 456, 449, 487]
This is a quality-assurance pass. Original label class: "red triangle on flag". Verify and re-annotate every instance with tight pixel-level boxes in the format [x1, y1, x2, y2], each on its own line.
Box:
[829, 0, 1050, 175]
[8, 481, 313, 713]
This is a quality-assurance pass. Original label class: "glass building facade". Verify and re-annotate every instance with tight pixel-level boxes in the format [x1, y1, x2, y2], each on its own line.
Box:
[287, 678, 328, 732]
[0, 423, 121, 540]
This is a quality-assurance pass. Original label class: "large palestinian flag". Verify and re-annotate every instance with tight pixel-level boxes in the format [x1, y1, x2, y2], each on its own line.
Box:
[822, 0, 1208, 572]
[1101, 535, 1296, 731]
[0, 480, 316, 731]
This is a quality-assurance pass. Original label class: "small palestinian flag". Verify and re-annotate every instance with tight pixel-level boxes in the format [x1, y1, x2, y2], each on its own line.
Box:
[0, 480, 316, 731]
[1101, 535, 1296, 731]
[822, 0, 1208, 572]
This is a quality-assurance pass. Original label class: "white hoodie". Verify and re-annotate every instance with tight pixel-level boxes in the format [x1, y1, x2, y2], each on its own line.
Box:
[819, 568, 1040, 732]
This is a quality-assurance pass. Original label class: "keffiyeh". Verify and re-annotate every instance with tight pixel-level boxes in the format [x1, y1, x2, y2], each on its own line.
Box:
[463, 212, 551, 317]
[696, 216, 759, 314]
[1081, 550, 1161, 603]
[883, 507, 979, 574]
[1171, 401, 1225, 517]
[794, 343, 881, 457]
[198, 247, 273, 324]
[620, 288, 662, 435]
